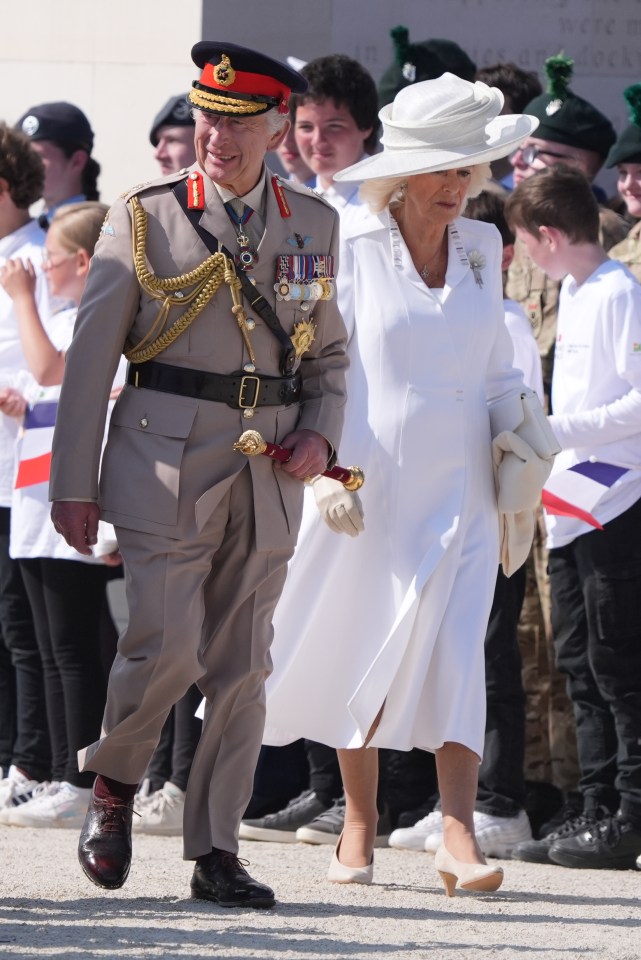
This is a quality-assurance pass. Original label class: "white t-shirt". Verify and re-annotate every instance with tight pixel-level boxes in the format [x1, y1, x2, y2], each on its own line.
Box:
[0, 219, 51, 507]
[504, 298, 544, 400]
[546, 259, 641, 547]
[10, 308, 127, 560]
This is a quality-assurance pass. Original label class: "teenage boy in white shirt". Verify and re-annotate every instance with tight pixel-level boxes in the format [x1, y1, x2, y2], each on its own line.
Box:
[505, 164, 641, 870]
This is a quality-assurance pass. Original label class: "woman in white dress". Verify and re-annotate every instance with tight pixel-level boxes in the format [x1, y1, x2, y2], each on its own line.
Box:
[264, 74, 542, 895]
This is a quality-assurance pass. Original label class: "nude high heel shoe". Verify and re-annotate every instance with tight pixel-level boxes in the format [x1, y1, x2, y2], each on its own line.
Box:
[327, 833, 374, 884]
[434, 844, 504, 897]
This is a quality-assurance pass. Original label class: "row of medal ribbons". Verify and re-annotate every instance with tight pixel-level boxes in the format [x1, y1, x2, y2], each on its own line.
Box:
[274, 253, 335, 302]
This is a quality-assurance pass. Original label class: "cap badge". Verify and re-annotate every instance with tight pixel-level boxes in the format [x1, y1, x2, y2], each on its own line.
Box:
[173, 101, 191, 121]
[402, 62, 417, 83]
[21, 115, 39, 137]
[213, 54, 236, 87]
[546, 99, 563, 116]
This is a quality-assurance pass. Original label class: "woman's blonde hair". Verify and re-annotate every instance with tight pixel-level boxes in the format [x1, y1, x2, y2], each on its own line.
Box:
[359, 163, 492, 213]
[48, 201, 109, 257]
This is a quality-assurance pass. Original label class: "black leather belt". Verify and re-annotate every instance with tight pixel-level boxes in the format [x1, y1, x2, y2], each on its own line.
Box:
[127, 360, 302, 409]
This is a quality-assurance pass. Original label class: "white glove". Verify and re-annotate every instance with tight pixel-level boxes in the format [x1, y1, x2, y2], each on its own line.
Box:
[311, 475, 365, 537]
[498, 509, 534, 577]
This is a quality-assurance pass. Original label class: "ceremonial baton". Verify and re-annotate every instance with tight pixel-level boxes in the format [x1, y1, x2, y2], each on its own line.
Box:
[233, 430, 365, 491]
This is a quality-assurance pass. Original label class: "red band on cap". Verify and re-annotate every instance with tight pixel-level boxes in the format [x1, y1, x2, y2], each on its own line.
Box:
[200, 63, 290, 103]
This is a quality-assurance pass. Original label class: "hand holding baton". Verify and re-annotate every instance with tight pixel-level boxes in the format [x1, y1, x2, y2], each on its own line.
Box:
[233, 429, 365, 491]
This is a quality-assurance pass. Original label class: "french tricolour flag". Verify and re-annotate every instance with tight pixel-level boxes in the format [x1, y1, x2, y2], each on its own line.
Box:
[14, 401, 58, 490]
[542, 460, 629, 530]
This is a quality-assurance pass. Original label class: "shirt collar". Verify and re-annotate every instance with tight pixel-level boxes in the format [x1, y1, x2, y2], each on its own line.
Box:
[214, 169, 267, 216]
[45, 194, 87, 219]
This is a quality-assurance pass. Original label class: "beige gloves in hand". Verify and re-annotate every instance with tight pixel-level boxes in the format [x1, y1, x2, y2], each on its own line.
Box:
[311, 475, 365, 537]
[492, 429, 555, 577]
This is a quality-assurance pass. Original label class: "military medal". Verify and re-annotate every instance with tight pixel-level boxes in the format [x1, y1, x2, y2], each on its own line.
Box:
[226, 200, 258, 269]
[291, 319, 317, 358]
[273, 253, 335, 301]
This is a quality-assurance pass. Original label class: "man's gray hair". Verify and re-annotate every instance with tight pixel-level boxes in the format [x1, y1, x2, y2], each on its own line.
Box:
[191, 106, 288, 137]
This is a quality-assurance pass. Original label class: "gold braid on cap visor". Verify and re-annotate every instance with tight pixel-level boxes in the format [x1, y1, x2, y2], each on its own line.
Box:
[188, 85, 270, 115]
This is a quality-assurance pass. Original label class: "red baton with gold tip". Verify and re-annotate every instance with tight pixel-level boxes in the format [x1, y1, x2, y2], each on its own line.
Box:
[233, 429, 365, 491]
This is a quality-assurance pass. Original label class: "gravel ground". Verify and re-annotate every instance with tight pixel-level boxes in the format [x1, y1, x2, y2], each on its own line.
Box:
[0, 828, 639, 959]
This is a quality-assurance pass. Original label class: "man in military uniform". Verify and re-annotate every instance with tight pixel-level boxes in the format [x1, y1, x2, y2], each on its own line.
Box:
[150, 93, 197, 176]
[49, 41, 348, 908]
[505, 55, 628, 815]
[606, 83, 641, 285]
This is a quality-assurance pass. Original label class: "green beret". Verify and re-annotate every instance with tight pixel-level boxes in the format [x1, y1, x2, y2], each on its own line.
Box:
[606, 83, 641, 167]
[524, 53, 616, 158]
[378, 25, 476, 109]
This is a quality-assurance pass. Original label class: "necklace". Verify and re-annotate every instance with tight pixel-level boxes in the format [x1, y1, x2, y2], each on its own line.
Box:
[418, 241, 447, 287]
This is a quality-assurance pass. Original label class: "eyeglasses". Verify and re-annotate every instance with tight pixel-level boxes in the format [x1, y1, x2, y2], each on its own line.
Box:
[510, 144, 577, 166]
[42, 249, 74, 269]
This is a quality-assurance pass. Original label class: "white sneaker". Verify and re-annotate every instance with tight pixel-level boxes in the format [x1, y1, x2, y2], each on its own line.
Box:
[8, 781, 91, 828]
[473, 809, 533, 859]
[389, 810, 443, 851]
[133, 781, 184, 836]
[0, 765, 39, 825]
[134, 777, 154, 812]
[425, 809, 533, 856]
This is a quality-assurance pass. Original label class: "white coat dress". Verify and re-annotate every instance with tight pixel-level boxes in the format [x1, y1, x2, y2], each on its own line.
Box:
[264, 210, 524, 758]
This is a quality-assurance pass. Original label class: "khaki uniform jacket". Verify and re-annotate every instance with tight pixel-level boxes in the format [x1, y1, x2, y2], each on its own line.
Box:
[609, 219, 641, 284]
[49, 165, 349, 552]
[505, 206, 629, 395]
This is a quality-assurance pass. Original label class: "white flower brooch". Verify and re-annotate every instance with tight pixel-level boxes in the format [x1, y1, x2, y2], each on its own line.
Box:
[467, 250, 486, 288]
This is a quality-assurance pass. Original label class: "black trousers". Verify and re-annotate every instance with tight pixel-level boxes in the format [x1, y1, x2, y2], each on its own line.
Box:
[549, 497, 641, 825]
[476, 565, 527, 817]
[19, 557, 115, 788]
[0, 508, 50, 780]
[145, 684, 203, 793]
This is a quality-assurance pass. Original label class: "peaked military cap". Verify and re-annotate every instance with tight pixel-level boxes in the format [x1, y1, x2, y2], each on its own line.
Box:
[606, 83, 641, 167]
[187, 41, 307, 117]
[524, 54, 616, 158]
[149, 94, 194, 146]
[378, 25, 476, 109]
[16, 101, 94, 152]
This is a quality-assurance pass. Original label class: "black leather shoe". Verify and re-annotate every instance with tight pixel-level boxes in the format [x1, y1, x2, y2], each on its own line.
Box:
[191, 849, 275, 908]
[78, 788, 134, 889]
[512, 808, 605, 864]
[549, 813, 641, 869]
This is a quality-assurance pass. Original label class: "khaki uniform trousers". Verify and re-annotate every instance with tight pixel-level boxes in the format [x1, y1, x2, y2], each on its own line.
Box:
[78, 466, 292, 858]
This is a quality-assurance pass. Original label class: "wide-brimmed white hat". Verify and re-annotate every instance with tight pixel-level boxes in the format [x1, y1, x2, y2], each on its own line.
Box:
[334, 72, 539, 182]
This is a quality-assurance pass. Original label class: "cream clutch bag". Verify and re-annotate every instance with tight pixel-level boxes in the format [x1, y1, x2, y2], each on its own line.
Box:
[515, 389, 561, 459]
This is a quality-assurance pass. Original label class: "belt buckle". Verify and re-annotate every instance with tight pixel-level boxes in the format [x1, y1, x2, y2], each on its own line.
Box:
[239, 375, 260, 409]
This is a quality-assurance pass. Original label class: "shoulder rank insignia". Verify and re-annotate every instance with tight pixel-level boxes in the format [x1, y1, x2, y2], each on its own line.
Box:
[187, 170, 205, 210]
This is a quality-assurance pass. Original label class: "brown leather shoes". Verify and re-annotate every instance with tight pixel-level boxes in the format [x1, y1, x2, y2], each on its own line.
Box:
[191, 849, 275, 908]
[78, 787, 134, 889]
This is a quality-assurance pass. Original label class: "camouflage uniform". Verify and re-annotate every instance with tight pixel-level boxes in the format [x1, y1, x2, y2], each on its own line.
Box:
[609, 220, 641, 283]
[505, 206, 629, 791]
